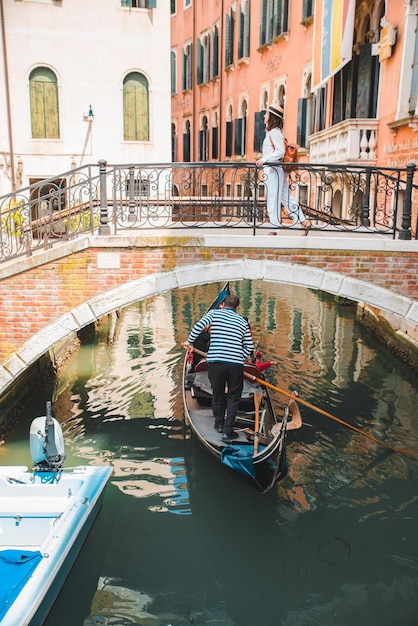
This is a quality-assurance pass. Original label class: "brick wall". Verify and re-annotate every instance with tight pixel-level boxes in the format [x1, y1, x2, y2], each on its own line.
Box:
[0, 245, 417, 362]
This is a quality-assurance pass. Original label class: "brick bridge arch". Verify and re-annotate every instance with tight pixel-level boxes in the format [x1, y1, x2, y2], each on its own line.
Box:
[1, 233, 417, 397]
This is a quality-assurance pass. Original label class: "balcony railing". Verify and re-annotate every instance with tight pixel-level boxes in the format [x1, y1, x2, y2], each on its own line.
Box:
[309, 119, 379, 164]
[0, 160, 416, 264]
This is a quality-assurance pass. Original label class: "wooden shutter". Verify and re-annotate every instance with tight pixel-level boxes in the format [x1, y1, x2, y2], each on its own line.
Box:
[212, 126, 218, 159]
[234, 118, 242, 155]
[253, 111, 265, 152]
[409, 25, 418, 114]
[297, 98, 307, 148]
[225, 121, 233, 157]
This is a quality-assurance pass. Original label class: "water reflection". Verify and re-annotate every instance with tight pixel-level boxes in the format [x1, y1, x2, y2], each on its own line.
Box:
[1, 280, 418, 626]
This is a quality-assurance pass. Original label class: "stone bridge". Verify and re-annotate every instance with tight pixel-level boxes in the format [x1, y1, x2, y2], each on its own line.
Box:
[0, 230, 417, 397]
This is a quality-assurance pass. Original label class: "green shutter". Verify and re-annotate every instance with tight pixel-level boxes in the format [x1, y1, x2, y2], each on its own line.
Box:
[29, 68, 59, 139]
[124, 73, 149, 141]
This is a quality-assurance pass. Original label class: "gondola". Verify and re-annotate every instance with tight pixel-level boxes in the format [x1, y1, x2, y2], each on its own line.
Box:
[183, 282, 301, 494]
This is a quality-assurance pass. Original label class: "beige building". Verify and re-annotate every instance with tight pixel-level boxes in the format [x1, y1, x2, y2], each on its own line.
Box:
[0, 0, 171, 195]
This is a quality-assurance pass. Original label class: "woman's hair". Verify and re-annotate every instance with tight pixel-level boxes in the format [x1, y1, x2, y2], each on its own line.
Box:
[266, 111, 283, 131]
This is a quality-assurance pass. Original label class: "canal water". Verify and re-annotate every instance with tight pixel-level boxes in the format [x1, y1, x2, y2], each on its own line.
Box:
[1, 280, 418, 626]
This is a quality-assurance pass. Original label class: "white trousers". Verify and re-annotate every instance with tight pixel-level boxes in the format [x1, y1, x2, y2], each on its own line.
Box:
[264, 165, 306, 227]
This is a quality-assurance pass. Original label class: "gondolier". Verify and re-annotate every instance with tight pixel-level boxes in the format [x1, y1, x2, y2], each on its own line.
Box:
[183, 282, 299, 493]
[184, 294, 254, 442]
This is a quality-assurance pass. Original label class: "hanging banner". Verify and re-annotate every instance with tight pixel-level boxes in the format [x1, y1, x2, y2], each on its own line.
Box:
[312, 0, 356, 90]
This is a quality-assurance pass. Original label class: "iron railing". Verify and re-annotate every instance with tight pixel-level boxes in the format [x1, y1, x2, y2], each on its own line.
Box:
[0, 160, 416, 263]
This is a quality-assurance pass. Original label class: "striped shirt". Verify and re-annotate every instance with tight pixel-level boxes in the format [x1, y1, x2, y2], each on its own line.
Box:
[188, 308, 254, 365]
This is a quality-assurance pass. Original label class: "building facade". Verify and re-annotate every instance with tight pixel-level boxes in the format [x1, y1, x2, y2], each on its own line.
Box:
[170, 0, 418, 169]
[0, 0, 171, 195]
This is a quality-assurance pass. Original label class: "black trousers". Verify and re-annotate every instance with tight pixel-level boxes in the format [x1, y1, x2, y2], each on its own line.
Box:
[208, 361, 244, 434]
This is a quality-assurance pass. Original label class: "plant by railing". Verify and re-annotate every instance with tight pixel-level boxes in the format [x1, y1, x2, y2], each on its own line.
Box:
[0, 160, 416, 263]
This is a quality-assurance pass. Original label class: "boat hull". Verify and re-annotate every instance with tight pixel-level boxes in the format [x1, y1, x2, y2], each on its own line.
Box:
[0, 464, 113, 626]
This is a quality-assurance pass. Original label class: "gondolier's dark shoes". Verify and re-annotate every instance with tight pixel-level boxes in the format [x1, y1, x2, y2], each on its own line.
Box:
[214, 422, 223, 433]
[222, 431, 239, 443]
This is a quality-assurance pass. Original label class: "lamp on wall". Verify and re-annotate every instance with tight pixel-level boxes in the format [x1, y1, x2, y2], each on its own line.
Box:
[83, 105, 94, 122]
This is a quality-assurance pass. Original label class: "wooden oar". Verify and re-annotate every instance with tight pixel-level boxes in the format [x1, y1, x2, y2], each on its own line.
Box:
[243, 371, 413, 455]
[183, 344, 413, 455]
[253, 392, 262, 455]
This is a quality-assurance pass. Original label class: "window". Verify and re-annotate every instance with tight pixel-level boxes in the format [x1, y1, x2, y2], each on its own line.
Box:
[182, 43, 193, 90]
[121, 0, 157, 7]
[171, 122, 177, 161]
[212, 111, 219, 160]
[212, 25, 220, 78]
[297, 74, 314, 148]
[260, 0, 289, 46]
[199, 116, 209, 161]
[197, 34, 210, 85]
[313, 86, 326, 133]
[238, 1, 250, 59]
[302, 0, 313, 22]
[253, 110, 265, 152]
[171, 0, 176, 13]
[225, 8, 235, 67]
[171, 50, 177, 94]
[225, 105, 233, 157]
[123, 72, 149, 141]
[29, 67, 60, 139]
[234, 100, 247, 156]
[183, 120, 191, 162]
[184, 0, 191, 7]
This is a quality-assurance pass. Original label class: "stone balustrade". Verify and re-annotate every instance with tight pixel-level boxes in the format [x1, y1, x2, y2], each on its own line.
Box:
[309, 119, 379, 164]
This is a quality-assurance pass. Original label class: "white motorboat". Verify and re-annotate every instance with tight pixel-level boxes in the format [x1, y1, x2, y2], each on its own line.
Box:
[0, 402, 112, 625]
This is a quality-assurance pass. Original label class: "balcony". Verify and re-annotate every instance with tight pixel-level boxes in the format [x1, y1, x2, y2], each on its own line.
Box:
[308, 119, 379, 165]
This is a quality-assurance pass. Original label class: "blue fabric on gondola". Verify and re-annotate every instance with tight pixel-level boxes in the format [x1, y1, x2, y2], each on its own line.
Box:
[0, 549, 43, 620]
[221, 444, 264, 479]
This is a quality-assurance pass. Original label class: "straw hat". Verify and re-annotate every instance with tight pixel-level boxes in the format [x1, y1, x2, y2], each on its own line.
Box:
[267, 104, 284, 119]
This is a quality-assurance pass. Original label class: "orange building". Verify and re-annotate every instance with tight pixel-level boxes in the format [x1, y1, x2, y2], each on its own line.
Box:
[170, 0, 418, 171]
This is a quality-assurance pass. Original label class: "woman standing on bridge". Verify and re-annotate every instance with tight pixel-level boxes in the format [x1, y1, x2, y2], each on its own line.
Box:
[256, 104, 312, 236]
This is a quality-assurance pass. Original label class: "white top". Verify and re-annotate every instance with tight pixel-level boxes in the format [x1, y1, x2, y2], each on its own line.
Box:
[261, 128, 285, 164]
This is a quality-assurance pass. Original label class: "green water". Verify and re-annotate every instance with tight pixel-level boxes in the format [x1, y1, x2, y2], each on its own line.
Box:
[2, 280, 418, 626]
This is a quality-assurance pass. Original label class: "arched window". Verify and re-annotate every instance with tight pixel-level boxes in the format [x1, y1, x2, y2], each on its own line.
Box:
[29, 67, 60, 139]
[123, 72, 149, 141]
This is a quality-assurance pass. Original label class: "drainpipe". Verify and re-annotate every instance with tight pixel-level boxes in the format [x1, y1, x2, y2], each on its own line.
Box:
[0, 0, 16, 191]
[219, 0, 224, 160]
[192, 0, 196, 162]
